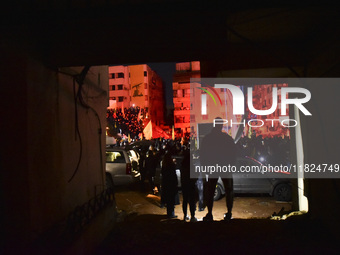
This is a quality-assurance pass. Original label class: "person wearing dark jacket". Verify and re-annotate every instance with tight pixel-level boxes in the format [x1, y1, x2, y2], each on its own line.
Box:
[161, 152, 178, 219]
[180, 150, 198, 222]
[145, 145, 158, 194]
[200, 117, 238, 221]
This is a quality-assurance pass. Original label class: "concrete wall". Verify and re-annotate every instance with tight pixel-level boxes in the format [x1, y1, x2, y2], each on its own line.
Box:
[1, 48, 110, 251]
[203, 63, 340, 233]
[301, 81, 340, 231]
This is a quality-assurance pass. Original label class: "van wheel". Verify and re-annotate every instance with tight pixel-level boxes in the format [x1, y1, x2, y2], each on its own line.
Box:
[274, 183, 292, 201]
[214, 184, 222, 201]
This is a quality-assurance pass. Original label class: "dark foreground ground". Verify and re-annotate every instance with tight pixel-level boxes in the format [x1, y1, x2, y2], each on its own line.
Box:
[95, 186, 339, 255]
[96, 214, 339, 255]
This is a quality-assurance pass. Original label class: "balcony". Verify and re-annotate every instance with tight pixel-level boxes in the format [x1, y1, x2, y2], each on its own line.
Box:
[173, 83, 191, 90]
[174, 111, 190, 116]
[174, 108, 190, 116]
[173, 97, 190, 104]
[174, 122, 190, 129]
[109, 90, 129, 98]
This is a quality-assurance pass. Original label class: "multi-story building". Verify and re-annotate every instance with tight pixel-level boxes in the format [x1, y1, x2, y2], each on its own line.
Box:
[246, 84, 289, 138]
[108, 64, 165, 126]
[172, 61, 201, 137]
[190, 82, 290, 140]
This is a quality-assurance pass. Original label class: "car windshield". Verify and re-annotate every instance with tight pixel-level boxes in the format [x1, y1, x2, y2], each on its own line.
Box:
[106, 151, 125, 163]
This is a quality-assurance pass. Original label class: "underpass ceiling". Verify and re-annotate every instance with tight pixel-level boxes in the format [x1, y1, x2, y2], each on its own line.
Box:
[1, 1, 339, 71]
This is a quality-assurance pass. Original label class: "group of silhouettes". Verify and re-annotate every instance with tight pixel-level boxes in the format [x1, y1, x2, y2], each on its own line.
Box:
[141, 117, 237, 221]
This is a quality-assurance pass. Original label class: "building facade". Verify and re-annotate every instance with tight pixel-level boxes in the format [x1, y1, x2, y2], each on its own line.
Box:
[108, 64, 165, 127]
[172, 61, 201, 137]
[190, 82, 290, 141]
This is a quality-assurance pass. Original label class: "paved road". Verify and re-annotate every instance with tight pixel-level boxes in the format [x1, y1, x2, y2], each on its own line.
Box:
[111, 184, 292, 221]
[95, 185, 339, 255]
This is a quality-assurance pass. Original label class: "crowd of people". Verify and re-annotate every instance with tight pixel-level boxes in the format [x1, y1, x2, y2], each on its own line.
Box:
[237, 135, 290, 166]
[133, 138, 191, 219]
[116, 129, 291, 221]
[107, 107, 147, 138]
[135, 122, 236, 221]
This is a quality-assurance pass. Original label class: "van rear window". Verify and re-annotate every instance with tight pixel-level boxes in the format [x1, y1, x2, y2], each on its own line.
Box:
[106, 151, 125, 163]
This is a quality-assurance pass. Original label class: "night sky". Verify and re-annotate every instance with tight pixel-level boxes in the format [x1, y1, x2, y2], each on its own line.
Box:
[118, 62, 177, 108]
[147, 62, 176, 108]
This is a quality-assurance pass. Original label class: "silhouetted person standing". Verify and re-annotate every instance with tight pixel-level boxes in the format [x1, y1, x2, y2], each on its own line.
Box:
[161, 152, 178, 219]
[200, 118, 237, 221]
[139, 148, 147, 191]
[145, 145, 157, 194]
[180, 150, 197, 222]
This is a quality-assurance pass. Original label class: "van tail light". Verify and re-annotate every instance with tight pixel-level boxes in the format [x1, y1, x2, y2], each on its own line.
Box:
[126, 163, 132, 175]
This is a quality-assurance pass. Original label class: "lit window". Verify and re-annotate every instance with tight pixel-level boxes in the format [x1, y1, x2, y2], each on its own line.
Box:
[106, 151, 125, 163]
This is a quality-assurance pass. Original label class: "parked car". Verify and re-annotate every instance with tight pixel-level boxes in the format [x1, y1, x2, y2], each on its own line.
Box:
[155, 154, 292, 202]
[105, 147, 140, 187]
[214, 156, 292, 201]
[127, 148, 140, 168]
[126, 143, 148, 167]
